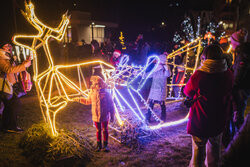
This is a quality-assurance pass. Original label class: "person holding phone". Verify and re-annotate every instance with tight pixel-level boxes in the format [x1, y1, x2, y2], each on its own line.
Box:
[0, 43, 31, 132]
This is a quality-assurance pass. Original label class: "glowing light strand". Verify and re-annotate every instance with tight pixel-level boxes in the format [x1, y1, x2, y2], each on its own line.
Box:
[167, 38, 201, 99]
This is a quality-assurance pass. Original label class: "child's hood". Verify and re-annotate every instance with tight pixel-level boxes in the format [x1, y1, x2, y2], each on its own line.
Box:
[90, 76, 107, 89]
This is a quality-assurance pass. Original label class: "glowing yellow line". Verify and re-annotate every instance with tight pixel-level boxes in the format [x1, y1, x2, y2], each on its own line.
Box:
[227, 44, 232, 53]
[168, 37, 200, 57]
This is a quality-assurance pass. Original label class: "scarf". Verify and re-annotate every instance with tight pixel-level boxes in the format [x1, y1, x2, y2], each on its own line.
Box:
[197, 59, 228, 73]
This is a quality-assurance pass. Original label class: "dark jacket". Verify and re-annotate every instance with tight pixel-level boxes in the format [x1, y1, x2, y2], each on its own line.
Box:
[232, 42, 250, 89]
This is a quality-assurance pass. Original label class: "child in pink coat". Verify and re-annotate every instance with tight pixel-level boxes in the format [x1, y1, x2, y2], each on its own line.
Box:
[74, 76, 114, 152]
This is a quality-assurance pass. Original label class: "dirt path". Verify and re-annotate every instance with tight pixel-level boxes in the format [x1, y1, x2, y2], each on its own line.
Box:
[0, 95, 194, 167]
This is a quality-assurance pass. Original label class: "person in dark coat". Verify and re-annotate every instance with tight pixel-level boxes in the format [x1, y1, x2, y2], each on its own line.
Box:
[230, 29, 250, 132]
[221, 114, 250, 167]
[184, 44, 233, 167]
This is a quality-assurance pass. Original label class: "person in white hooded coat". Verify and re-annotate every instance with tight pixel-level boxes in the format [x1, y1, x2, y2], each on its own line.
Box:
[146, 53, 171, 122]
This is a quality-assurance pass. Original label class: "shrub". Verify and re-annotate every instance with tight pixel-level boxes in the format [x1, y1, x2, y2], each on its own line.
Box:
[19, 122, 94, 166]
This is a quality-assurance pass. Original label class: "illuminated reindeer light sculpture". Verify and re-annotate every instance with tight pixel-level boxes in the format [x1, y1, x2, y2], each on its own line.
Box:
[13, 1, 115, 136]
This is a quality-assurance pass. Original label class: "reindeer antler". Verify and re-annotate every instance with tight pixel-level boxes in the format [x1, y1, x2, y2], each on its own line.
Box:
[21, 0, 45, 34]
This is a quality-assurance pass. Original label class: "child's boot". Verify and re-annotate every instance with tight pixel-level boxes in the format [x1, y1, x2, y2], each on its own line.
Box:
[160, 103, 166, 122]
[160, 114, 166, 122]
[103, 141, 110, 152]
[145, 110, 151, 123]
[96, 141, 102, 152]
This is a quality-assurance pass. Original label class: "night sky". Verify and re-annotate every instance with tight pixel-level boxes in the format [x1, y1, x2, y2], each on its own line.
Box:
[0, 0, 215, 45]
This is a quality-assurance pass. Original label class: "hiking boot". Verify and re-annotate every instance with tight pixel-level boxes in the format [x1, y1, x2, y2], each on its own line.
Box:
[160, 114, 166, 122]
[103, 141, 110, 152]
[145, 118, 151, 125]
[145, 112, 151, 123]
[95, 141, 102, 152]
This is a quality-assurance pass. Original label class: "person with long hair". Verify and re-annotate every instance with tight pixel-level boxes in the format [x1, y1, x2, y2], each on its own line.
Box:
[184, 44, 233, 167]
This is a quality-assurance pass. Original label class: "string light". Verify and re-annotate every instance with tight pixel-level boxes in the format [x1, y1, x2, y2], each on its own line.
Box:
[173, 32, 182, 44]
[119, 31, 126, 50]
[167, 38, 201, 99]
[148, 112, 189, 130]
[182, 17, 195, 42]
[174, 16, 225, 46]
[196, 16, 201, 38]
[108, 39, 202, 132]
[109, 44, 202, 131]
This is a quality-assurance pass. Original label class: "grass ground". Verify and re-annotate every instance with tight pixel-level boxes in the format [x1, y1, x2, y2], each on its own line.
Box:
[0, 95, 249, 167]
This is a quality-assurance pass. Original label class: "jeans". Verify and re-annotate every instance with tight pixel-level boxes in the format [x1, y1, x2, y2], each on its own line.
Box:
[189, 133, 222, 167]
[1, 96, 21, 130]
[94, 121, 109, 142]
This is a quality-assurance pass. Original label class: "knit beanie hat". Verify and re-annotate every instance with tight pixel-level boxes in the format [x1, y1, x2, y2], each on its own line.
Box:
[158, 53, 167, 64]
[90, 75, 107, 89]
[201, 44, 223, 60]
[113, 50, 121, 57]
[154, 54, 168, 72]
[230, 28, 248, 47]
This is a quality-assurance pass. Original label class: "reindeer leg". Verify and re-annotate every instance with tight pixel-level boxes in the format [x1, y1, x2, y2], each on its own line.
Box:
[36, 75, 57, 135]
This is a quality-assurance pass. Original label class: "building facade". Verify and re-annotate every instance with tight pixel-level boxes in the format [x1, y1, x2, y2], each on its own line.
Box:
[64, 11, 118, 45]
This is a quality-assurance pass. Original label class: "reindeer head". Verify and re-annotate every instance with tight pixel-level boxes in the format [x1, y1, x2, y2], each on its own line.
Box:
[20, 0, 70, 40]
[13, 0, 71, 67]
[23, 0, 35, 17]
[21, 1, 39, 30]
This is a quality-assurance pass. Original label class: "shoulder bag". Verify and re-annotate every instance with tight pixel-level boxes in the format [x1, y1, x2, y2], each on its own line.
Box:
[0, 74, 13, 100]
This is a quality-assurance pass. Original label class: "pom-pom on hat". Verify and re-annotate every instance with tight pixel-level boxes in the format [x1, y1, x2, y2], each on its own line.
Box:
[113, 50, 121, 57]
[158, 53, 168, 64]
[230, 28, 248, 47]
[154, 53, 168, 72]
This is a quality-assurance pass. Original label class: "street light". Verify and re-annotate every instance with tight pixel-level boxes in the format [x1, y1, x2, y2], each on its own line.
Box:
[91, 22, 94, 41]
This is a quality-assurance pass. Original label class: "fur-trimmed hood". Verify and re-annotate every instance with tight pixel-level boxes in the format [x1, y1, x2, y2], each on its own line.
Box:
[0, 49, 10, 60]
